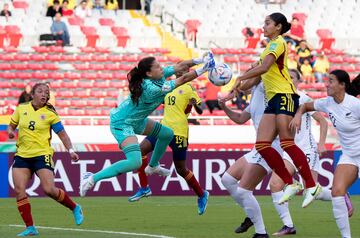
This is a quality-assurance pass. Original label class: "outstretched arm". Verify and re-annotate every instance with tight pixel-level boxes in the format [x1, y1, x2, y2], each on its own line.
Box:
[311, 112, 328, 155]
[218, 98, 251, 124]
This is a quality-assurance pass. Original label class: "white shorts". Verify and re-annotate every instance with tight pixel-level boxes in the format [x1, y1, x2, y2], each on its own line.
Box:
[283, 148, 320, 173]
[338, 153, 360, 178]
[244, 148, 272, 174]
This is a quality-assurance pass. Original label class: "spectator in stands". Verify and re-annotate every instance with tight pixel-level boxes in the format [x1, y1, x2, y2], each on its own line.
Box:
[0, 3, 11, 18]
[204, 81, 221, 114]
[284, 17, 305, 46]
[46, 0, 63, 17]
[140, 0, 152, 15]
[300, 59, 314, 83]
[287, 53, 298, 70]
[75, 0, 92, 18]
[48, 0, 75, 10]
[105, 0, 118, 10]
[18, 84, 32, 105]
[296, 40, 312, 65]
[313, 52, 330, 83]
[50, 13, 70, 46]
[93, 0, 104, 12]
[61, 0, 73, 16]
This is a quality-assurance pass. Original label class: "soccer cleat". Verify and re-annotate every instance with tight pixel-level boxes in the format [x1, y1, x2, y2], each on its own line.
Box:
[79, 172, 94, 197]
[197, 190, 209, 215]
[345, 192, 354, 217]
[278, 182, 302, 205]
[72, 204, 84, 225]
[272, 225, 296, 236]
[252, 233, 270, 238]
[302, 183, 322, 208]
[128, 186, 152, 202]
[234, 217, 254, 233]
[144, 165, 170, 176]
[17, 226, 39, 236]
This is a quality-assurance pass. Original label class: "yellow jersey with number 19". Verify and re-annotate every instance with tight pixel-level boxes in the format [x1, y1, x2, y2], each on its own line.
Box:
[10, 102, 61, 158]
[259, 35, 297, 100]
[161, 84, 201, 139]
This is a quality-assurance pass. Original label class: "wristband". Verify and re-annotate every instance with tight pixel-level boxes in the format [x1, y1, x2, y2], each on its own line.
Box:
[68, 148, 75, 154]
[192, 57, 203, 65]
[195, 67, 206, 76]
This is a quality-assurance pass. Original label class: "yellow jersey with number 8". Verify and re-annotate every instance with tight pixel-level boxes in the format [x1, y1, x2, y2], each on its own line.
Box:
[11, 102, 61, 158]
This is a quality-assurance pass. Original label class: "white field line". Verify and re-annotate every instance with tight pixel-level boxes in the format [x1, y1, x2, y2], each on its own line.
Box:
[8, 224, 176, 238]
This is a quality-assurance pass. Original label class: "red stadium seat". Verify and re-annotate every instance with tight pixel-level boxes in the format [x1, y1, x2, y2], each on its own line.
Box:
[90, 90, 107, 97]
[56, 100, 72, 107]
[13, 63, 28, 70]
[0, 54, 14, 61]
[79, 46, 96, 53]
[73, 90, 89, 98]
[99, 18, 115, 26]
[43, 63, 58, 70]
[76, 54, 92, 62]
[78, 80, 94, 87]
[122, 55, 139, 62]
[71, 100, 87, 107]
[3, 46, 18, 52]
[108, 54, 123, 62]
[87, 100, 102, 107]
[316, 29, 332, 39]
[93, 81, 109, 88]
[14, 54, 30, 61]
[28, 63, 44, 70]
[89, 64, 105, 71]
[118, 64, 134, 71]
[292, 12, 307, 26]
[32, 72, 48, 79]
[10, 90, 22, 97]
[73, 63, 89, 70]
[61, 54, 77, 61]
[30, 54, 46, 61]
[2, 72, 16, 79]
[113, 72, 127, 80]
[0, 90, 9, 97]
[91, 54, 108, 62]
[0, 63, 12, 70]
[61, 81, 78, 88]
[11, 81, 26, 88]
[49, 81, 62, 88]
[85, 108, 103, 116]
[319, 38, 335, 50]
[80, 72, 97, 80]
[33, 46, 50, 53]
[106, 90, 119, 97]
[12, 1, 28, 10]
[211, 48, 227, 55]
[0, 82, 11, 88]
[68, 17, 84, 26]
[49, 46, 65, 53]
[15, 72, 32, 79]
[103, 100, 117, 107]
[0, 30, 6, 48]
[64, 72, 81, 80]
[97, 72, 114, 80]
[104, 64, 120, 71]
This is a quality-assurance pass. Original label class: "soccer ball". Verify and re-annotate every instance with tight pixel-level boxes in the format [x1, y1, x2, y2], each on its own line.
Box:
[208, 63, 233, 86]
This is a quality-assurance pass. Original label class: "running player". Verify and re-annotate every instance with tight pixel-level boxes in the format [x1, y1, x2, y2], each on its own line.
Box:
[7, 83, 83, 236]
[231, 12, 321, 207]
[80, 54, 215, 197]
[290, 70, 360, 238]
[128, 76, 209, 214]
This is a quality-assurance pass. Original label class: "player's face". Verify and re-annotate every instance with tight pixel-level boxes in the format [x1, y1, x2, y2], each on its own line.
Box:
[32, 85, 50, 105]
[326, 74, 344, 97]
[263, 16, 279, 38]
[146, 60, 163, 80]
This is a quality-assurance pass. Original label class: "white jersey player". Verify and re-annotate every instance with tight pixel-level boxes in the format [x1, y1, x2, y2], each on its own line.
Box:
[291, 70, 360, 238]
[220, 78, 279, 238]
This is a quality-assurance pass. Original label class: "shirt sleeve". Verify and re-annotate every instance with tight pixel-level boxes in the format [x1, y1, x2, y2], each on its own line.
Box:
[10, 106, 20, 125]
[163, 66, 175, 78]
[314, 98, 328, 113]
[267, 40, 285, 60]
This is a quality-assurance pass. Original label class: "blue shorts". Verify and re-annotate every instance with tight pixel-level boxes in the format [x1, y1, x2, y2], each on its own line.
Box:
[12, 155, 54, 173]
[146, 135, 188, 161]
[264, 93, 299, 117]
[110, 118, 148, 145]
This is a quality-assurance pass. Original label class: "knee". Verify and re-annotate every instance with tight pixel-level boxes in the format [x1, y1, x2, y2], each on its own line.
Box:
[14, 186, 26, 198]
[159, 126, 174, 140]
[175, 166, 187, 177]
[331, 186, 346, 197]
[269, 178, 284, 192]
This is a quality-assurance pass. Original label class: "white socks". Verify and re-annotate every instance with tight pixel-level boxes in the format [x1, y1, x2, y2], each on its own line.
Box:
[271, 191, 294, 227]
[332, 196, 351, 238]
[221, 172, 244, 207]
[222, 172, 266, 234]
[316, 188, 332, 201]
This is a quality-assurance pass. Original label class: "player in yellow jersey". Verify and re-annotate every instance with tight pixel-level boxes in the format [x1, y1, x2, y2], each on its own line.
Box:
[129, 68, 209, 215]
[7, 83, 83, 236]
[230, 12, 321, 208]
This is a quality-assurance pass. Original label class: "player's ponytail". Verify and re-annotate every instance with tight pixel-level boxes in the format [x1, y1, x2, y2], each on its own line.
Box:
[348, 73, 360, 97]
[127, 56, 155, 105]
[269, 12, 291, 35]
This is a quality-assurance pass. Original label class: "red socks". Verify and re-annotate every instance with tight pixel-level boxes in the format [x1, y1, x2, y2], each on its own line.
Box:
[17, 197, 33, 227]
[56, 188, 76, 210]
[138, 156, 149, 188]
[280, 139, 316, 188]
[184, 170, 204, 197]
[255, 141, 293, 185]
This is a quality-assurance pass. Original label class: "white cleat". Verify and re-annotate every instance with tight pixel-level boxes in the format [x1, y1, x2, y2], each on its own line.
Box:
[278, 182, 302, 205]
[144, 165, 170, 176]
[302, 183, 322, 208]
[79, 172, 95, 197]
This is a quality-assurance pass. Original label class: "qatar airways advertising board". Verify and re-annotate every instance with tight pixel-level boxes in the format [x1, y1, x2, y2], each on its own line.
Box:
[0, 151, 353, 198]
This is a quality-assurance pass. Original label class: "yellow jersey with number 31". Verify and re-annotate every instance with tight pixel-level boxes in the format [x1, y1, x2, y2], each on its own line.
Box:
[10, 102, 61, 158]
[259, 35, 297, 100]
[161, 84, 201, 139]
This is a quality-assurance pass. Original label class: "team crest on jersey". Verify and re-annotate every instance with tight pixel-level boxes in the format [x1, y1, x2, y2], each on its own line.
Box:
[40, 114, 46, 120]
[23, 112, 27, 115]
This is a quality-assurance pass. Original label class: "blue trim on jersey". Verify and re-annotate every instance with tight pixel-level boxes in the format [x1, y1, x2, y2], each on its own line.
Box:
[0, 125, 7, 130]
[0, 153, 9, 197]
[52, 121, 64, 134]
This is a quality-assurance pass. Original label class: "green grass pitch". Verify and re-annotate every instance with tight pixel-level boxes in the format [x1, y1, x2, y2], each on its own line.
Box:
[0, 196, 359, 238]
